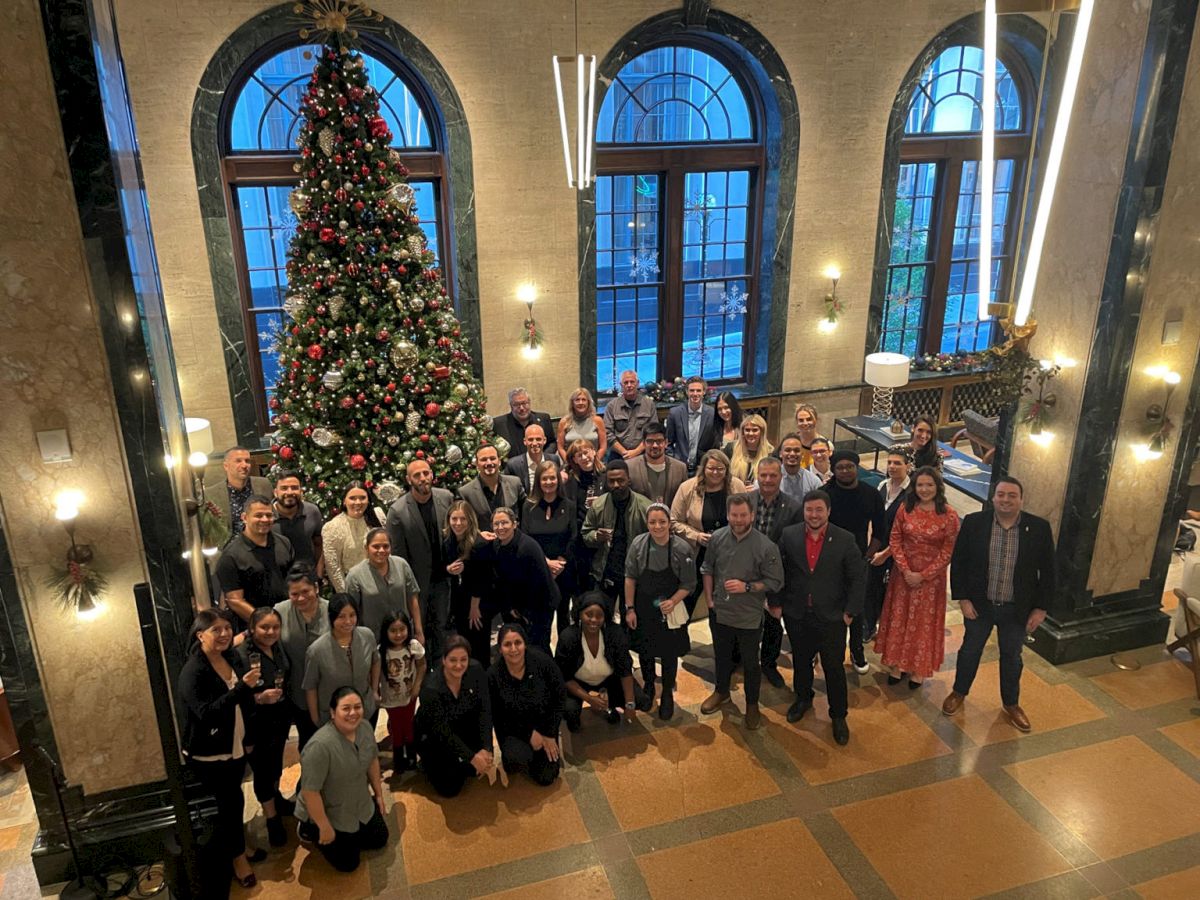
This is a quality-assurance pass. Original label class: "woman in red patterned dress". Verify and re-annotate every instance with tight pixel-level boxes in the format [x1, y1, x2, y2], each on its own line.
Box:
[874, 466, 960, 689]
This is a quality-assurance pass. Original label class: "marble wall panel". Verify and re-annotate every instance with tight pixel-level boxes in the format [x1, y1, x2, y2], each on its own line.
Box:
[1088, 7, 1200, 595]
[0, 0, 164, 793]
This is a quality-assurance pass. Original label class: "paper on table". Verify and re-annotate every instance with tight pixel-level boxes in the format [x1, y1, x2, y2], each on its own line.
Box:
[944, 458, 983, 476]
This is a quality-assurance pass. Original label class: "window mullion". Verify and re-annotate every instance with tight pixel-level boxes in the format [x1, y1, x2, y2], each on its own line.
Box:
[924, 157, 961, 355]
[661, 167, 686, 380]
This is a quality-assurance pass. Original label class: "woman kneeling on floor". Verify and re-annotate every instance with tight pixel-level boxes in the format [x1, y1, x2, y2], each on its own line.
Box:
[296, 686, 389, 872]
[414, 634, 494, 797]
[489, 623, 564, 786]
[555, 591, 649, 731]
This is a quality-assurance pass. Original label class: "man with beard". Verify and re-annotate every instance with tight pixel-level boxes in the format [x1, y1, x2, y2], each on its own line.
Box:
[458, 444, 526, 528]
[582, 460, 651, 601]
[271, 470, 324, 570]
[217, 496, 295, 627]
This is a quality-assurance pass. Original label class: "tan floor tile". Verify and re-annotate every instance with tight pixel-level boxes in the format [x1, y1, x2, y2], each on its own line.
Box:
[398, 773, 589, 885]
[0, 826, 19, 852]
[764, 685, 952, 784]
[944, 622, 964, 656]
[590, 721, 780, 831]
[1160, 717, 1200, 759]
[1005, 735, 1200, 859]
[925, 662, 1104, 744]
[230, 842, 374, 899]
[477, 865, 614, 900]
[638, 818, 852, 899]
[833, 775, 1070, 899]
[1163, 589, 1179, 612]
[1090, 659, 1197, 709]
[1135, 863, 1200, 899]
[670, 663, 717, 707]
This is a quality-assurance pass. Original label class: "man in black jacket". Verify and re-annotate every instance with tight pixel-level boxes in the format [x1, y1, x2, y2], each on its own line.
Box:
[770, 490, 866, 746]
[942, 476, 1055, 733]
[493, 388, 556, 460]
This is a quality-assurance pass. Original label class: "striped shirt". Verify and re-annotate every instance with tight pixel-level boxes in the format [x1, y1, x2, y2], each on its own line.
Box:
[987, 516, 1020, 604]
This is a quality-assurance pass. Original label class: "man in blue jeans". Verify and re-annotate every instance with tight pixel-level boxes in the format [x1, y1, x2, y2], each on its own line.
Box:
[941, 476, 1055, 732]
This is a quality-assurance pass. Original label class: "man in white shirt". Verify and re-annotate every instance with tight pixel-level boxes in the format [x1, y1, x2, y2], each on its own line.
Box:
[503, 423, 562, 492]
[665, 375, 715, 475]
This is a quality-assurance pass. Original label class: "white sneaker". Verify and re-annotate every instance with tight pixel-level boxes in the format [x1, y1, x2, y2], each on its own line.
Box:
[852, 659, 870, 675]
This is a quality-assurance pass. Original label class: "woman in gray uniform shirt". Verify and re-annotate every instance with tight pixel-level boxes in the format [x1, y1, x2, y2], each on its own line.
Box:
[344, 527, 423, 640]
[303, 594, 381, 727]
[296, 686, 389, 872]
[273, 567, 329, 750]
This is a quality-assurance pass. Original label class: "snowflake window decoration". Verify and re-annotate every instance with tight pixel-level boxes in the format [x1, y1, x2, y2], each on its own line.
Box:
[629, 250, 660, 282]
[718, 284, 747, 318]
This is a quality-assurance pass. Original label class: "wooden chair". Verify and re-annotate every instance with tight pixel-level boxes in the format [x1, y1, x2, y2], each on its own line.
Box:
[1167, 587, 1200, 700]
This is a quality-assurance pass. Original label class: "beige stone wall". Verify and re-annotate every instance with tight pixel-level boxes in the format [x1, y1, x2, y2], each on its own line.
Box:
[1087, 9, 1200, 596]
[1008, 0, 1150, 534]
[0, 0, 165, 793]
[110, 0, 987, 447]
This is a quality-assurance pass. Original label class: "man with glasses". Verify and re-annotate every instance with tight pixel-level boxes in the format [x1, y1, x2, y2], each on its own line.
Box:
[494, 388, 556, 460]
[808, 438, 834, 484]
[627, 422, 687, 506]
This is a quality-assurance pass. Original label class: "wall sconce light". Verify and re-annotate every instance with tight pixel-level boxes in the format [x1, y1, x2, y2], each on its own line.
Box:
[47, 491, 106, 619]
[1138, 366, 1181, 460]
[1021, 359, 1061, 440]
[820, 266, 843, 331]
[182, 446, 226, 555]
[517, 282, 544, 360]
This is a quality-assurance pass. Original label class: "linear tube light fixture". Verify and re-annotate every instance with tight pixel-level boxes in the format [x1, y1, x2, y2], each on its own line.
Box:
[552, 53, 597, 190]
[979, 0, 998, 321]
[1014, 0, 1095, 326]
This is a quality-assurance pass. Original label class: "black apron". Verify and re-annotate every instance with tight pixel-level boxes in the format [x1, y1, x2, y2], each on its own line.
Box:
[631, 552, 691, 659]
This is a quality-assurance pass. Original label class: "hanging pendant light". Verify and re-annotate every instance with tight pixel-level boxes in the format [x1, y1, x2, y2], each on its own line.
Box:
[552, 1, 596, 190]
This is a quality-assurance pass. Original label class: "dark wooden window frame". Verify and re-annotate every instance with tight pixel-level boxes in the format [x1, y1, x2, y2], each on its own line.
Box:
[219, 38, 454, 434]
[595, 38, 767, 390]
[890, 47, 1035, 356]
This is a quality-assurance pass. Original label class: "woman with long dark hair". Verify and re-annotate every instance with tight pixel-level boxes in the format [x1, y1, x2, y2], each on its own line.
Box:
[302, 594, 381, 727]
[909, 416, 943, 472]
[711, 392, 743, 456]
[522, 459, 578, 638]
[489, 623, 564, 786]
[177, 609, 265, 888]
[322, 482, 384, 592]
[415, 634, 494, 797]
[235, 606, 292, 846]
[274, 566, 328, 751]
[875, 466, 960, 688]
[443, 499, 494, 665]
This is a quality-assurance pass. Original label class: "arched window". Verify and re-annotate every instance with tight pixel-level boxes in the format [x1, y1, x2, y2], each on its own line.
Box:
[221, 40, 452, 432]
[880, 43, 1033, 356]
[593, 43, 762, 390]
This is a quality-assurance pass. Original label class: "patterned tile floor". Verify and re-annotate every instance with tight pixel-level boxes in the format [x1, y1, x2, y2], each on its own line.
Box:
[8, 592, 1200, 899]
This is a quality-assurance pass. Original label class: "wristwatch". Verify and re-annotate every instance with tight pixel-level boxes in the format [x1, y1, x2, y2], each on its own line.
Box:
[744, 580, 753, 593]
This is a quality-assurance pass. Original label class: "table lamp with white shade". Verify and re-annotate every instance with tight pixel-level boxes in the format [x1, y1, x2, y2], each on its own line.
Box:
[864, 352, 910, 433]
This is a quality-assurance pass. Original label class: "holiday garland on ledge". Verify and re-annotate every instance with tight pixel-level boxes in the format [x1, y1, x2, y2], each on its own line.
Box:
[269, 10, 491, 513]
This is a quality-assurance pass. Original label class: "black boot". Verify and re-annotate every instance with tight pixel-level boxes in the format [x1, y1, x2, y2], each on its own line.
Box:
[658, 690, 675, 720]
[266, 814, 287, 847]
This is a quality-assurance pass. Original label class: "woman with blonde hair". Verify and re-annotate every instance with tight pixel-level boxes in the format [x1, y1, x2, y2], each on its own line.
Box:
[729, 414, 774, 485]
[670, 449, 747, 614]
[557, 388, 607, 458]
[442, 500, 493, 665]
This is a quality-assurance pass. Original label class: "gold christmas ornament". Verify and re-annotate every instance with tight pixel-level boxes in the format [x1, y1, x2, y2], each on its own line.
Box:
[288, 190, 310, 216]
[387, 182, 416, 214]
[389, 339, 419, 369]
[293, 1, 383, 46]
[318, 127, 336, 157]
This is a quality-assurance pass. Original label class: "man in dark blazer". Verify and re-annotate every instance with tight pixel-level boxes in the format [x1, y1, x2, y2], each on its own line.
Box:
[459, 444, 526, 525]
[202, 447, 273, 539]
[502, 423, 562, 493]
[770, 489, 866, 746]
[749, 457, 803, 688]
[385, 458, 454, 663]
[626, 423, 688, 506]
[665, 376, 716, 474]
[493, 387, 556, 459]
[942, 476, 1055, 733]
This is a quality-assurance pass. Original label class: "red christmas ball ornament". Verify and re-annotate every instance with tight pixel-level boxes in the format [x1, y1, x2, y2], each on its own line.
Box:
[415, 450, 425, 459]
[319, 227, 335, 243]
[376, 328, 390, 341]
[425, 401, 442, 418]
[306, 343, 324, 360]
[437, 337, 451, 349]
[433, 365, 451, 381]
[280, 446, 295, 460]
[369, 116, 389, 137]
[340, 396, 354, 409]
[318, 480, 327, 490]
[419, 434, 430, 443]
[401, 374, 414, 385]
[349, 86, 364, 101]
[428, 298, 440, 310]
[349, 454, 367, 471]
[268, 397, 281, 409]
[334, 188, 347, 202]
[384, 394, 393, 404]
[337, 95, 348, 109]
[347, 262, 360, 276]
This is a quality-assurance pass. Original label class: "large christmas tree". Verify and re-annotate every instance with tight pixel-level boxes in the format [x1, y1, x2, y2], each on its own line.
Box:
[270, 9, 492, 513]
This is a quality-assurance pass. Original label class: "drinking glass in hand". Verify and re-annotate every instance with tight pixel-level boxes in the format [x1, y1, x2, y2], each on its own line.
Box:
[274, 673, 285, 690]
[249, 651, 263, 687]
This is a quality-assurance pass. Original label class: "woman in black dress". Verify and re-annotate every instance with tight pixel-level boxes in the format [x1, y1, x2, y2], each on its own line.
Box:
[488, 624, 564, 786]
[522, 459, 577, 638]
[443, 500, 493, 665]
[623, 504, 697, 719]
[563, 439, 606, 592]
[235, 606, 292, 846]
[414, 634, 494, 797]
[488, 507, 559, 654]
[176, 609, 265, 889]
[555, 592, 649, 731]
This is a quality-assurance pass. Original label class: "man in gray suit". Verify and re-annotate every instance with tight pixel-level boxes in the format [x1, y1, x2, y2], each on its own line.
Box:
[626, 422, 687, 507]
[665, 376, 715, 474]
[771, 489, 866, 746]
[203, 447, 272, 540]
[458, 444, 525, 527]
[385, 458, 454, 663]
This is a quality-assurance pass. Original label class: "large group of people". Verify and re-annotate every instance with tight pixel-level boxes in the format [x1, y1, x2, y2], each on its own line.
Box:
[178, 372, 1056, 888]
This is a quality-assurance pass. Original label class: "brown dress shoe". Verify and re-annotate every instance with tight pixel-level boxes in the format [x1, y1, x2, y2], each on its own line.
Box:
[1003, 704, 1031, 732]
[700, 691, 730, 715]
[941, 691, 965, 716]
[744, 703, 762, 730]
